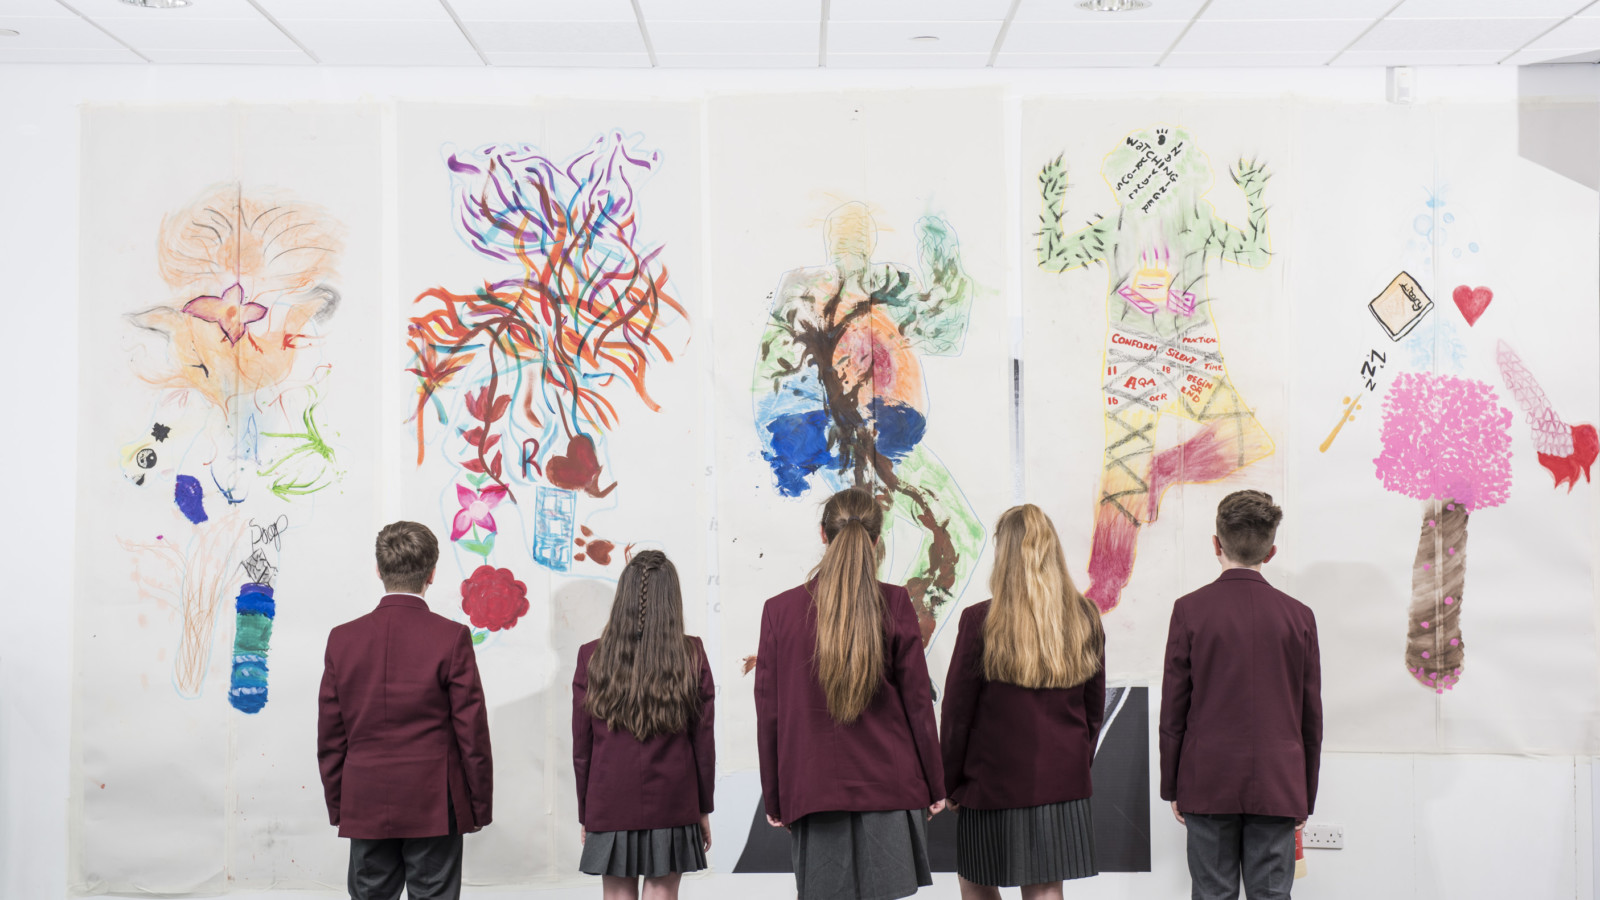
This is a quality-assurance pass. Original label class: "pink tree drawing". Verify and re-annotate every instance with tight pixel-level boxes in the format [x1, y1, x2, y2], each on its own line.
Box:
[1374, 372, 1512, 694]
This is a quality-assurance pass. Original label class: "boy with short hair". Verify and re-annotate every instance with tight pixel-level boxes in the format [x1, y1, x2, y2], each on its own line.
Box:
[1160, 490, 1321, 900]
[317, 521, 494, 900]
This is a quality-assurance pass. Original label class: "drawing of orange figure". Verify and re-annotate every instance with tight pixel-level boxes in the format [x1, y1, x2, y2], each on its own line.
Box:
[1038, 125, 1275, 613]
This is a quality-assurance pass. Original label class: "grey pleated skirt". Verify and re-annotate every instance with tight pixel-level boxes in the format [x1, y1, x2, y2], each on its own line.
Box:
[790, 809, 933, 900]
[956, 798, 1097, 887]
[579, 824, 707, 878]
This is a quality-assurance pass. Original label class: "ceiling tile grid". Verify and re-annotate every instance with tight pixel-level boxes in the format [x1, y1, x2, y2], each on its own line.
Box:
[1, 0, 1599, 68]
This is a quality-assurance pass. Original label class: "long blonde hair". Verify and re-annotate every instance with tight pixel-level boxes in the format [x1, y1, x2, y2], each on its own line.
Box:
[982, 505, 1104, 689]
[812, 488, 886, 723]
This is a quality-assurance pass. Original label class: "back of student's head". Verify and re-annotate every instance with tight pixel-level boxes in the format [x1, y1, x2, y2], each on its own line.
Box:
[813, 487, 886, 724]
[585, 550, 702, 741]
[376, 521, 439, 594]
[983, 504, 1104, 690]
[1215, 490, 1283, 566]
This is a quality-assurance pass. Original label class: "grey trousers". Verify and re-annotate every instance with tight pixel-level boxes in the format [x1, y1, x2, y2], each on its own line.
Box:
[347, 834, 463, 900]
[1184, 813, 1295, 900]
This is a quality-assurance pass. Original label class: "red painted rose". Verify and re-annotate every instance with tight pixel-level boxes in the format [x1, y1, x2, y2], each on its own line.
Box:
[460, 564, 530, 632]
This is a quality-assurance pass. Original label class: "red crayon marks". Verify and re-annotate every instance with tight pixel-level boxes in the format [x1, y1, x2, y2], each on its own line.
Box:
[1452, 285, 1493, 326]
[1111, 333, 1157, 352]
[1165, 347, 1197, 365]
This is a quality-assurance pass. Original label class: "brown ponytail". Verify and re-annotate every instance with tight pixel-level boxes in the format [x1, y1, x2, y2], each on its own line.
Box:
[812, 487, 886, 724]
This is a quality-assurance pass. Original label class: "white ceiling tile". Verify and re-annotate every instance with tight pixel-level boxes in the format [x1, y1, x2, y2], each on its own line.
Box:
[829, 0, 1014, 22]
[1524, 16, 1600, 49]
[1202, 0, 1395, 20]
[1332, 48, 1510, 65]
[1013, 0, 1206, 23]
[827, 50, 988, 67]
[1001, 20, 1187, 52]
[996, 51, 1162, 66]
[1176, 19, 1368, 52]
[638, 0, 819, 21]
[465, 20, 645, 53]
[649, 20, 817, 53]
[0, 15, 121, 46]
[95, 16, 300, 50]
[0, 0, 71, 15]
[656, 51, 817, 66]
[72, 0, 266, 19]
[0, 45, 141, 60]
[278, 19, 480, 64]
[1504, 47, 1600, 64]
[1163, 50, 1336, 65]
[255, 0, 452, 20]
[484, 50, 651, 66]
[1352, 18, 1556, 52]
[1391, 0, 1585, 17]
[829, 20, 1001, 53]
[449, 0, 638, 21]
[142, 48, 311, 62]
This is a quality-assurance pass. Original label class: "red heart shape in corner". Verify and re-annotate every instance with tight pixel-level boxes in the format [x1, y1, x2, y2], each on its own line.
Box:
[1452, 285, 1493, 326]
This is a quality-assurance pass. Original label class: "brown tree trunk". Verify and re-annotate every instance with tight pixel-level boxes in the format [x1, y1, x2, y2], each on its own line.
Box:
[1406, 498, 1468, 693]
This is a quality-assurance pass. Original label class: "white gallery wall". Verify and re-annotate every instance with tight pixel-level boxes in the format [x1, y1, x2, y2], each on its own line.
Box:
[2, 63, 1597, 900]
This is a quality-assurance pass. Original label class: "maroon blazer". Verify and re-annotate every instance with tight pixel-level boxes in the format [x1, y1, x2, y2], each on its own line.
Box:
[571, 636, 716, 833]
[1160, 569, 1322, 819]
[940, 601, 1106, 810]
[317, 594, 493, 839]
[754, 581, 943, 825]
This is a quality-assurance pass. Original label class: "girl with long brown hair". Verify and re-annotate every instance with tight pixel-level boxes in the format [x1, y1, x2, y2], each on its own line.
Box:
[573, 550, 715, 900]
[754, 487, 945, 900]
[940, 504, 1106, 899]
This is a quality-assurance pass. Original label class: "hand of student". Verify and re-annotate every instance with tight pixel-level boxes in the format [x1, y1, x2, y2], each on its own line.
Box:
[701, 814, 713, 851]
[580, 825, 587, 845]
[928, 799, 947, 819]
[1171, 802, 1185, 825]
[767, 814, 790, 831]
[1295, 818, 1306, 832]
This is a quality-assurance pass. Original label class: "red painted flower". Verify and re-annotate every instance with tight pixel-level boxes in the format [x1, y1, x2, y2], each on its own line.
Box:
[461, 564, 529, 632]
[451, 484, 507, 541]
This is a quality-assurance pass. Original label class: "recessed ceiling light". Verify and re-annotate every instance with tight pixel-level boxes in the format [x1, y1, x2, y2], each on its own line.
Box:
[119, 0, 193, 8]
[1076, 0, 1152, 11]
[0, 28, 19, 37]
[910, 34, 940, 43]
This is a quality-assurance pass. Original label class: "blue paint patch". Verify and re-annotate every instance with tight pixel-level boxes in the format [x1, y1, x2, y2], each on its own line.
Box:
[174, 475, 208, 524]
[764, 410, 834, 497]
[228, 583, 274, 715]
[871, 400, 925, 461]
[760, 398, 927, 497]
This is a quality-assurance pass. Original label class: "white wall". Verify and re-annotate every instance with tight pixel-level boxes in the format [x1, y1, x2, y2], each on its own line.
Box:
[1, 62, 1593, 900]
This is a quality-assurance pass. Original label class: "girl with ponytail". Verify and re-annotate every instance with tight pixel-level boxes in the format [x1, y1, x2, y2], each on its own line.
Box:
[939, 505, 1105, 898]
[573, 550, 715, 899]
[754, 487, 945, 900]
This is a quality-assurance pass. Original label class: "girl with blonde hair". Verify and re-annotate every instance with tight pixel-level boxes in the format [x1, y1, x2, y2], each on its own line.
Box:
[754, 487, 944, 900]
[940, 504, 1106, 899]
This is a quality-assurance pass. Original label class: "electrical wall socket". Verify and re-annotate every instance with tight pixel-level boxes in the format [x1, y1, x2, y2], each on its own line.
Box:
[1302, 823, 1344, 850]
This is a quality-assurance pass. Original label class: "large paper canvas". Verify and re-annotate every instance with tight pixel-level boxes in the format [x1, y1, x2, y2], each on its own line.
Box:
[706, 90, 1010, 855]
[71, 104, 381, 891]
[1023, 99, 1599, 753]
[396, 101, 705, 884]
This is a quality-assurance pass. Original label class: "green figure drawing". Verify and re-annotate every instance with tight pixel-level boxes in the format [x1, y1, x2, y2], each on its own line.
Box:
[1038, 125, 1276, 614]
[754, 202, 986, 640]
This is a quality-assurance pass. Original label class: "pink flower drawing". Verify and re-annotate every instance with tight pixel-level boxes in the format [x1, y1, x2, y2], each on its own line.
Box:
[451, 484, 507, 541]
[182, 282, 269, 345]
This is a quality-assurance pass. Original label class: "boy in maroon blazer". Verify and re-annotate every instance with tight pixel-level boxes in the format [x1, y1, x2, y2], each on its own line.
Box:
[317, 522, 494, 900]
[1160, 491, 1321, 900]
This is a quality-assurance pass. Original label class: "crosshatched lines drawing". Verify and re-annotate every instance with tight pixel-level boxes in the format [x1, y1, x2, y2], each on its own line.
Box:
[1037, 125, 1275, 613]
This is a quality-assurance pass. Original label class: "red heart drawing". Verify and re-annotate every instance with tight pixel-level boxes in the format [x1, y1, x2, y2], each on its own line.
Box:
[1452, 285, 1493, 326]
